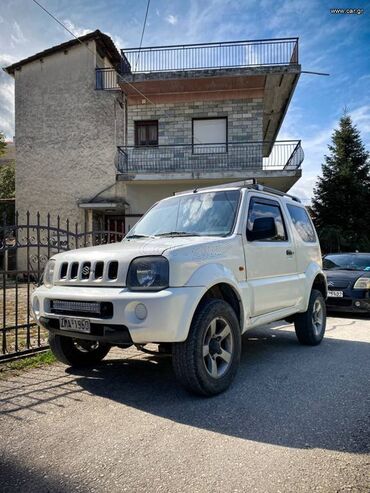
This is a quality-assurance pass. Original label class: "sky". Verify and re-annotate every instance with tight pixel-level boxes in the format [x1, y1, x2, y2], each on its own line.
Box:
[0, 0, 369, 202]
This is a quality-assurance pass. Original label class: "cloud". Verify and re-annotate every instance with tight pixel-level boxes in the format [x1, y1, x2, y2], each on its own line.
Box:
[290, 105, 370, 203]
[10, 21, 27, 45]
[63, 19, 92, 37]
[0, 79, 15, 138]
[350, 105, 370, 135]
[0, 54, 18, 67]
[165, 14, 178, 25]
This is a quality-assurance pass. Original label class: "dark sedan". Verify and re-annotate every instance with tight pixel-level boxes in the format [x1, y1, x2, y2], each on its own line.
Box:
[323, 253, 370, 313]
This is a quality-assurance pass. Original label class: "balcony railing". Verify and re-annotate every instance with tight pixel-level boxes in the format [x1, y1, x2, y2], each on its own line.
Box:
[120, 38, 299, 74]
[116, 141, 303, 175]
[96, 68, 120, 90]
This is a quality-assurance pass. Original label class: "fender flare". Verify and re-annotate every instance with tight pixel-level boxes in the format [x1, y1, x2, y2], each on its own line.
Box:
[183, 262, 247, 333]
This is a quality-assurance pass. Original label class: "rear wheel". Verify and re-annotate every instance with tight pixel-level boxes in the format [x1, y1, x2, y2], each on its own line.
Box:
[294, 289, 326, 346]
[49, 333, 110, 367]
[172, 299, 241, 396]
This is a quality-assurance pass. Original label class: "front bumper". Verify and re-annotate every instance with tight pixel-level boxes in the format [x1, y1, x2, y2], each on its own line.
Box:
[326, 289, 370, 313]
[32, 285, 205, 344]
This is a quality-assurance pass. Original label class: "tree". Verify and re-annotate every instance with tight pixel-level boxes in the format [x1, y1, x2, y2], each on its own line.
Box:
[0, 164, 15, 199]
[312, 113, 370, 253]
[0, 132, 15, 222]
[0, 131, 6, 157]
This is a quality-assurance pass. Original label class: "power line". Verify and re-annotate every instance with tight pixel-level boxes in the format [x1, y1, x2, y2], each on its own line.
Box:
[135, 0, 151, 71]
[30, 0, 155, 106]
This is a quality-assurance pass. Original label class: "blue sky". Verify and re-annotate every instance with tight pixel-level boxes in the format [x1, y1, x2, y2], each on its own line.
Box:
[0, 0, 369, 201]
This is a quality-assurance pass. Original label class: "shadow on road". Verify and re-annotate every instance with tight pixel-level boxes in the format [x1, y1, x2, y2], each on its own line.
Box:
[62, 325, 370, 454]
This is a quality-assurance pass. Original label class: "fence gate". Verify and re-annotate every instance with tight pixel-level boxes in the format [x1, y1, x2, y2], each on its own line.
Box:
[0, 211, 123, 362]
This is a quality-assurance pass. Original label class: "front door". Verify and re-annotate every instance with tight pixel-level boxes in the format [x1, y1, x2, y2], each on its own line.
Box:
[243, 194, 300, 317]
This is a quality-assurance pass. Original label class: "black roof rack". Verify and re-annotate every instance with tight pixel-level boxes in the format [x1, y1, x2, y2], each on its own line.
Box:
[175, 180, 301, 203]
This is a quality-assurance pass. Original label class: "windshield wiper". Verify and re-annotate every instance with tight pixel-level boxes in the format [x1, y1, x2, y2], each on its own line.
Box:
[156, 231, 200, 237]
[126, 234, 150, 239]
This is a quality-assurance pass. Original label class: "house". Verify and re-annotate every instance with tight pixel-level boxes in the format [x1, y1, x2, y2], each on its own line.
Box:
[4, 30, 303, 237]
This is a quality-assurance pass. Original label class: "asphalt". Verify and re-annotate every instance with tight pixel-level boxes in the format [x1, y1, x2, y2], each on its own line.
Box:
[0, 315, 369, 493]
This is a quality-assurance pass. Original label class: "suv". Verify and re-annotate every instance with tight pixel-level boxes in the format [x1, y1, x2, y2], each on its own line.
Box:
[32, 182, 327, 396]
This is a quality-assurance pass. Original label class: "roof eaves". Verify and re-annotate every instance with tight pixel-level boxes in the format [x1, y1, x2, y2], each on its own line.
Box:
[3, 30, 121, 75]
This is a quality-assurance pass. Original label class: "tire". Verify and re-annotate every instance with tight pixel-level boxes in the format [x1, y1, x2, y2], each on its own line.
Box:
[49, 333, 111, 367]
[172, 299, 241, 396]
[294, 289, 326, 346]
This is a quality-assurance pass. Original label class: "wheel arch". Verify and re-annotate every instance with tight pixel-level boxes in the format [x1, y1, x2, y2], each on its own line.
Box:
[193, 282, 245, 332]
[311, 273, 328, 299]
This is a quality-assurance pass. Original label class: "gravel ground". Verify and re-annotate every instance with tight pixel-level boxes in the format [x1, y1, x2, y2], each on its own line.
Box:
[0, 315, 369, 493]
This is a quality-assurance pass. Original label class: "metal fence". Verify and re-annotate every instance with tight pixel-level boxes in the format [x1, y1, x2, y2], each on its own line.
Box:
[121, 37, 299, 73]
[116, 141, 303, 175]
[0, 211, 123, 362]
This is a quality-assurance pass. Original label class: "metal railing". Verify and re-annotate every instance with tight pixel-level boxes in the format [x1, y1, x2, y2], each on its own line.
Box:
[116, 140, 303, 175]
[121, 38, 299, 74]
[96, 68, 121, 90]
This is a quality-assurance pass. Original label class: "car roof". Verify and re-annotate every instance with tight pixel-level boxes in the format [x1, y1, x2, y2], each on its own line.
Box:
[175, 181, 301, 203]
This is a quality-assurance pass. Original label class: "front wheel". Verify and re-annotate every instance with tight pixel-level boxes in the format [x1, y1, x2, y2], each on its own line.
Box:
[172, 299, 241, 396]
[49, 333, 110, 367]
[294, 289, 326, 346]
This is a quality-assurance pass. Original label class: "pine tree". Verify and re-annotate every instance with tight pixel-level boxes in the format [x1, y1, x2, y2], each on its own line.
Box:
[312, 113, 370, 253]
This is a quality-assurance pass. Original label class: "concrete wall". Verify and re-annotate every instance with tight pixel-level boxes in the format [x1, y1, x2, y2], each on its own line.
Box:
[13, 40, 125, 227]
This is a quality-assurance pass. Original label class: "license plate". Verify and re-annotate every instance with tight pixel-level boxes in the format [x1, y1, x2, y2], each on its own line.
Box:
[328, 290, 343, 298]
[60, 318, 91, 333]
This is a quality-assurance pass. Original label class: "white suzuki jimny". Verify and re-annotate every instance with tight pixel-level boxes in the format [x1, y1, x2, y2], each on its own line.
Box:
[33, 182, 327, 396]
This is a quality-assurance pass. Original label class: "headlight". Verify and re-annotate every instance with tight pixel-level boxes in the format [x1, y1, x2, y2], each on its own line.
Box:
[127, 256, 169, 291]
[43, 260, 56, 288]
[353, 277, 370, 289]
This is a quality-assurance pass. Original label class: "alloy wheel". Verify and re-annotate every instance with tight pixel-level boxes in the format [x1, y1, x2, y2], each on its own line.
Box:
[202, 317, 234, 379]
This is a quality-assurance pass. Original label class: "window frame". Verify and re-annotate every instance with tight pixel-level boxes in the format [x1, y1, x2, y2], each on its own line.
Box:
[286, 203, 317, 243]
[192, 117, 228, 154]
[246, 196, 289, 243]
[134, 120, 159, 147]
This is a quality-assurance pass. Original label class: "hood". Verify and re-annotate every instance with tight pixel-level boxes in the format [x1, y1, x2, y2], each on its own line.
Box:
[324, 269, 370, 289]
[51, 236, 227, 287]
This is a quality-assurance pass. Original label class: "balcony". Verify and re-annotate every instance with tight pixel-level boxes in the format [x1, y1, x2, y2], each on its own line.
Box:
[116, 141, 303, 179]
[96, 37, 299, 90]
[121, 38, 298, 74]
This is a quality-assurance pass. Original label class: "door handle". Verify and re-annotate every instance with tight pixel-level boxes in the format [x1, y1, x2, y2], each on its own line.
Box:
[286, 249, 294, 256]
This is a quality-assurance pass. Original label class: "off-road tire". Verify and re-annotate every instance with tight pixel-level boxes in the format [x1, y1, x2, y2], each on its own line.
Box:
[294, 289, 326, 346]
[49, 334, 110, 367]
[172, 299, 241, 396]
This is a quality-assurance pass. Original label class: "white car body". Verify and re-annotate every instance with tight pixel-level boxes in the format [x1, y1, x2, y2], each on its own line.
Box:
[32, 183, 326, 346]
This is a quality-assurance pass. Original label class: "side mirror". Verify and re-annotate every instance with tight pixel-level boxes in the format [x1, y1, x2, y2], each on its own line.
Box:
[247, 217, 277, 241]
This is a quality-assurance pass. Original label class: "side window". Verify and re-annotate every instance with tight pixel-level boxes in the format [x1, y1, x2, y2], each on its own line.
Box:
[247, 198, 288, 241]
[287, 204, 316, 243]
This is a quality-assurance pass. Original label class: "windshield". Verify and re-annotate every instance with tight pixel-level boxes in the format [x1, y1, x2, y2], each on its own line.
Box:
[127, 190, 240, 238]
[323, 254, 370, 272]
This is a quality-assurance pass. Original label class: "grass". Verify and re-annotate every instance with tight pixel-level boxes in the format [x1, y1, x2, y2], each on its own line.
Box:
[0, 350, 56, 379]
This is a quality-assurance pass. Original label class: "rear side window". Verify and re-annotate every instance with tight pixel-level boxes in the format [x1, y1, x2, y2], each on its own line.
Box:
[247, 198, 288, 241]
[287, 204, 316, 243]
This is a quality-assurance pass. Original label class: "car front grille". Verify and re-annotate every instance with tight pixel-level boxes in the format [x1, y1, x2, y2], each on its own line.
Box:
[58, 261, 119, 282]
[327, 279, 350, 289]
[49, 300, 113, 318]
[326, 298, 352, 307]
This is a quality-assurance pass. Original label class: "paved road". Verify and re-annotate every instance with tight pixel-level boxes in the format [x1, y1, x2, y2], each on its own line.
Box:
[0, 315, 369, 493]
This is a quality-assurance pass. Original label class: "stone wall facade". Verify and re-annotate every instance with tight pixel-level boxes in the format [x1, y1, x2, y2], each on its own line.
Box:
[127, 98, 263, 145]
